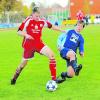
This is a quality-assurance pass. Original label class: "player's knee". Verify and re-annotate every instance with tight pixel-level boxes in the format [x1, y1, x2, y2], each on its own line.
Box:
[68, 71, 75, 77]
[20, 59, 28, 68]
[67, 51, 75, 60]
[48, 52, 55, 59]
[70, 53, 75, 59]
[67, 67, 75, 77]
[23, 60, 28, 65]
[49, 55, 55, 59]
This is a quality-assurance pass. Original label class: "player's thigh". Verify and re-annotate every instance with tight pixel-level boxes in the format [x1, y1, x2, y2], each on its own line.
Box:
[23, 49, 35, 60]
[40, 46, 55, 59]
[60, 48, 69, 59]
[66, 50, 76, 59]
[21, 58, 28, 64]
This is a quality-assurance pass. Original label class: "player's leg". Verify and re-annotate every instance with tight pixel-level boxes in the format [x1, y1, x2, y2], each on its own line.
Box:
[61, 67, 75, 80]
[61, 61, 76, 79]
[34, 41, 56, 80]
[11, 49, 34, 85]
[40, 46, 56, 80]
[35, 41, 64, 83]
[60, 48, 76, 79]
[40, 46, 65, 83]
[61, 56, 82, 78]
[11, 59, 28, 85]
[67, 56, 83, 76]
[66, 50, 76, 77]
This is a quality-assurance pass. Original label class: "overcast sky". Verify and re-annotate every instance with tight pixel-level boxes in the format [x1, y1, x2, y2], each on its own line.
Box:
[22, 0, 68, 7]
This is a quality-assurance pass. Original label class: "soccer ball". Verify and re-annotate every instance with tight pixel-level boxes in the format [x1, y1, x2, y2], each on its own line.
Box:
[46, 80, 57, 92]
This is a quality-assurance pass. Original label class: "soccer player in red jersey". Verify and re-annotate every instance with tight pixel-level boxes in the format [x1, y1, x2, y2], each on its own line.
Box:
[76, 10, 84, 21]
[11, 7, 65, 85]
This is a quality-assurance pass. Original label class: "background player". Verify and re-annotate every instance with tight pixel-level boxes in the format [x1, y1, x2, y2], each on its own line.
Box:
[57, 20, 85, 80]
[11, 7, 65, 85]
[76, 10, 84, 21]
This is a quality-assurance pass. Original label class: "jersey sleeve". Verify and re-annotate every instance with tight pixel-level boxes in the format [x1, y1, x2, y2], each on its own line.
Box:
[44, 20, 52, 28]
[18, 17, 30, 32]
[46, 21, 52, 28]
[57, 29, 71, 49]
[57, 33, 67, 50]
[18, 22, 25, 31]
[79, 37, 84, 53]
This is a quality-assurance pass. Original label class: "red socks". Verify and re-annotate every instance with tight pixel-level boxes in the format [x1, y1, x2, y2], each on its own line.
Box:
[49, 59, 56, 80]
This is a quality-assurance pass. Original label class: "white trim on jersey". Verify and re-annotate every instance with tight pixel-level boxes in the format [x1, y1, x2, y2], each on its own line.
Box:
[39, 18, 48, 27]
[23, 16, 30, 23]
[17, 18, 32, 40]
[23, 57, 34, 60]
[23, 18, 32, 32]
[43, 20, 48, 27]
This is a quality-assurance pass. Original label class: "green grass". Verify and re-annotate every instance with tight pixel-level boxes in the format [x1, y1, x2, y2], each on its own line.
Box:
[0, 25, 100, 100]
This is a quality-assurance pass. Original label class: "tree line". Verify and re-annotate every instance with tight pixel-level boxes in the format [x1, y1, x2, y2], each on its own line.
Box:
[0, 0, 35, 17]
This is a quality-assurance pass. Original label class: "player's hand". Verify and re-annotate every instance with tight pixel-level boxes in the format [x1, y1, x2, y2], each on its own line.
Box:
[80, 52, 84, 57]
[25, 34, 34, 40]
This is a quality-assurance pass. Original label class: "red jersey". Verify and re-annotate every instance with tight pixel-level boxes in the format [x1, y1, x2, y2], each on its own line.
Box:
[18, 16, 52, 50]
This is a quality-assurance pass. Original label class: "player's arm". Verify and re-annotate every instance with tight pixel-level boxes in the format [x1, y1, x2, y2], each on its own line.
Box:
[46, 21, 66, 33]
[17, 18, 34, 40]
[79, 37, 84, 57]
[18, 30, 33, 40]
[57, 33, 66, 51]
[51, 25, 66, 33]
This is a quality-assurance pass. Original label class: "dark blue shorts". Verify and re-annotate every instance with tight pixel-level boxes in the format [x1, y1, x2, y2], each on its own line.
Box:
[60, 48, 77, 71]
[60, 48, 70, 59]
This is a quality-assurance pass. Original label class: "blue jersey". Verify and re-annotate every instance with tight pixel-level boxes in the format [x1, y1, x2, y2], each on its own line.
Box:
[57, 29, 84, 53]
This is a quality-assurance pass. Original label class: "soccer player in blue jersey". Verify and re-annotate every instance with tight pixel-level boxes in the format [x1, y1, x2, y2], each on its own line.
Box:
[57, 20, 85, 80]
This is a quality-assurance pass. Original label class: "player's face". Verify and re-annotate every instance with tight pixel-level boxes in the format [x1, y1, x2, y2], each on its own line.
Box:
[76, 23, 84, 32]
[32, 12, 40, 21]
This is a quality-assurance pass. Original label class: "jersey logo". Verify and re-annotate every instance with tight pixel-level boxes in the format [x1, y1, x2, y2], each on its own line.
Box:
[70, 33, 79, 43]
[35, 25, 38, 30]
[40, 24, 43, 27]
[31, 24, 34, 27]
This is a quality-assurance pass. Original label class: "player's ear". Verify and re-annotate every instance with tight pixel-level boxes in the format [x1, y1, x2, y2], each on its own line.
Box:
[75, 24, 77, 27]
[83, 24, 85, 28]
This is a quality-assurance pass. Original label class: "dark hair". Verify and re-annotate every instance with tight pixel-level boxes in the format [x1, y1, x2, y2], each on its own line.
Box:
[32, 7, 40, 13]
[77, 20, 85, 28]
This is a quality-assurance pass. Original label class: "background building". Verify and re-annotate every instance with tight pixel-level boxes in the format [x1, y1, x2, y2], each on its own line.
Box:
[70, 0, 100, 19]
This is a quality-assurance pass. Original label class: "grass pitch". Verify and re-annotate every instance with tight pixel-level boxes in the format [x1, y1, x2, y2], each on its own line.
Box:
[0, 25, 100, 100]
